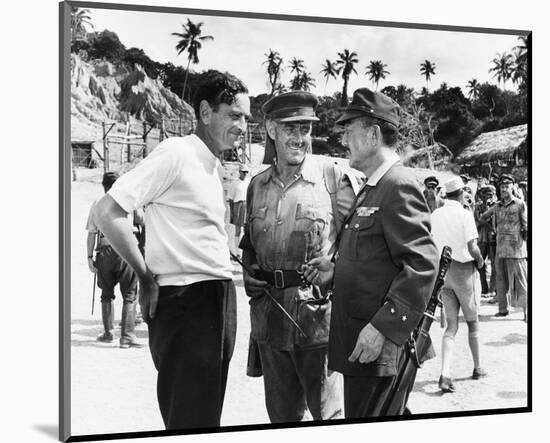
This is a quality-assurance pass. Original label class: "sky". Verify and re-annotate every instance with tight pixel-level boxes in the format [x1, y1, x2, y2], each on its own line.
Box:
[83, 7, 524, 98]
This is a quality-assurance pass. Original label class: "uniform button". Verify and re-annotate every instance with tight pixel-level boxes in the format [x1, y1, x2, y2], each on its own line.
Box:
[390, 308, 396, 314]
[354, 223, 359, 229]
[401, 315, 407, 322]
[345, 224, 349, 229]
[277, 220, 283, 225]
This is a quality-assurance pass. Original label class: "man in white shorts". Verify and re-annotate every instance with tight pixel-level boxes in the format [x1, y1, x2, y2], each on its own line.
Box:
[431, 176, 488, 393]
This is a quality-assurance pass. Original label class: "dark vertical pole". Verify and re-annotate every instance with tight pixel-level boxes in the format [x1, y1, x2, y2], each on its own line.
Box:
[102, 121, 109, 172]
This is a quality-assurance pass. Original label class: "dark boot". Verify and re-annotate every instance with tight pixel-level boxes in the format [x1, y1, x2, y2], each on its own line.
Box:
[120, 301, 144, 349]
[97, 301, 114, 342]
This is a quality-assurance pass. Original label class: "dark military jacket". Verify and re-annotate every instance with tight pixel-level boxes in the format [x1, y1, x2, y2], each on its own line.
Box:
[329, 161, 438, 377]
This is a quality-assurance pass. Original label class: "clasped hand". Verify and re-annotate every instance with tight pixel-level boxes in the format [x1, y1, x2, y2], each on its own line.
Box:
[302, 257, 334, 285]
[303, 258, 385, 363]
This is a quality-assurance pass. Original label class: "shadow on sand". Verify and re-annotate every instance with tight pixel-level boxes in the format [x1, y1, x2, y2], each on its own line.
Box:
[484, 333, 527, 347]
[71, 319, 148, 348]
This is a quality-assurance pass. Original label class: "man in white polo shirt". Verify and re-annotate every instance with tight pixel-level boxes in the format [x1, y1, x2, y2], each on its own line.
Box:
[431, 177, 488, 393]
[93, 70, 250, 430]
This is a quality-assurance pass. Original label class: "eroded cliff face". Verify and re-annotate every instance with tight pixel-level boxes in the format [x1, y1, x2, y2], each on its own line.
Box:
[70, 54, 194, 141]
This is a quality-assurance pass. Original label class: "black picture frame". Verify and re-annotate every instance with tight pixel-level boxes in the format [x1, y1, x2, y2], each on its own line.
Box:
[60, 1, 532, 442]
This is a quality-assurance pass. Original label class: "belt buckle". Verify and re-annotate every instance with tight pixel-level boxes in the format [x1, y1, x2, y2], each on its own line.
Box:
[274, 270, 285, 289]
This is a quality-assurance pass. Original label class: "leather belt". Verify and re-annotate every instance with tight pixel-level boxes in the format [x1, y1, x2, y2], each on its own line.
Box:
[257, 269, 309, 289]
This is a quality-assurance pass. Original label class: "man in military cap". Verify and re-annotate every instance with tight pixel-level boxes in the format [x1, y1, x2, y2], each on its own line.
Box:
[480, 174, 528, 319]
[86, 171, 142, 348]
[305, 87, 438, 417]
[474, 184, 497, 296]
[423, 175, 444, 212]
[489, 172, 501, 200]
[240, 91, 359, 422]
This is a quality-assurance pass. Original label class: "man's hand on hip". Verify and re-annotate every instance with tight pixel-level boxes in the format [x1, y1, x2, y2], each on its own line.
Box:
[348, 323, 386, 364]
[243, 264, 268, 299]
[138, 270, 159, 323]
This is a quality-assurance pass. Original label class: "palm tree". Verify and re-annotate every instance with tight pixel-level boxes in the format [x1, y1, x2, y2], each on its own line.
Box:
[512, 36, 529, 92]
[514, 35, 529, 66]
[335, 49, 359, 106]
[466, 78, 481, 101]
[172, 19, 214, 100]
[298, 72, 316, 92]
[489, 52, 513, 90]
[419, 60, 436, 91]
[288, 57, 305, 90]
[365, 60, 390, 91]
[263, 49, 284, 97]
[70, 7, 93, 41]
[319, 59, 341, 95]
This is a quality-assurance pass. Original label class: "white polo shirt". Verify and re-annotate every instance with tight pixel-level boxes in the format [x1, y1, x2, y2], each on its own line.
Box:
[228, 177, 250, 203]
[431, 199, 478, 263]
[109, 135, 233, 286]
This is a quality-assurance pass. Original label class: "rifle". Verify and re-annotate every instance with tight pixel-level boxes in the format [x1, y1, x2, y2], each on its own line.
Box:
[380, 245, 453, 416]
[230, 252, 308, 338]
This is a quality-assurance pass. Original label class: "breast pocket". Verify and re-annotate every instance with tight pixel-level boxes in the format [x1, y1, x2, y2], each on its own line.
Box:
[249, 206, 269, 235]
[293, 204, 327, 261]
[348, 214, 377, 261]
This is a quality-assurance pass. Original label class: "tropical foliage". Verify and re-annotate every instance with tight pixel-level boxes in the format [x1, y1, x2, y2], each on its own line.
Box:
[489, 52, 514, 90]
[335, 49, 359, 105]
[420, 60, 436, 90]
[172, 19, 214, 100]
[70, 7, 93, 41]
[365, 60, 390, 91]
[320, 59, 341, 95]
[263, 49, 284, 97]
[69, 11, 528, 160]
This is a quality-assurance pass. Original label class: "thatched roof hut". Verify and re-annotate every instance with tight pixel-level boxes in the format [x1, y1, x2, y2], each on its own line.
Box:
[457, 124, 528, 166]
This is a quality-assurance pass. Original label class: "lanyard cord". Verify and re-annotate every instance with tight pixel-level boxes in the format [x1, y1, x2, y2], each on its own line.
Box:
[331, 183, 370, 262]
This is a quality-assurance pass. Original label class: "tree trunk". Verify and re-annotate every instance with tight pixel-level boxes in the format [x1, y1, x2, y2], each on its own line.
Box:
[342, 77, 349, 106]
[181, 58, 191, 102]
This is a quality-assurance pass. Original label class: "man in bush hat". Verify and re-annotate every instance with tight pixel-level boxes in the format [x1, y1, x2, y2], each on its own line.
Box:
[304, 87, 438, 417]
[86, 171, 143, 348]
[480, 174, 528, 320]
[240, 91, 360, 422]
[423, 175, 444, 212]
[432, 177, 487, 393]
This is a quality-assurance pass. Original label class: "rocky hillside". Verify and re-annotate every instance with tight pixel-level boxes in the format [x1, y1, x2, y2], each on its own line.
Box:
[70, 54, 194, 142]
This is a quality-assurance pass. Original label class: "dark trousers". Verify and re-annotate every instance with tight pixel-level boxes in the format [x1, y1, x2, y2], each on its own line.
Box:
[344, 373, 413, 418]
[478, 241, 496, 294]
[148, 280, 237, 430]
[257, 343, 343, 423]
[96, 245, 137, 303]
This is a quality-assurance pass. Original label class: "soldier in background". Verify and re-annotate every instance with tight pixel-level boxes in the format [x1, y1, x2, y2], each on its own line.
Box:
[228, 163, 251, 259]
[423, 175, 444, 213]
[480, 174, 528, 320]
[86, 171, 143, 348]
